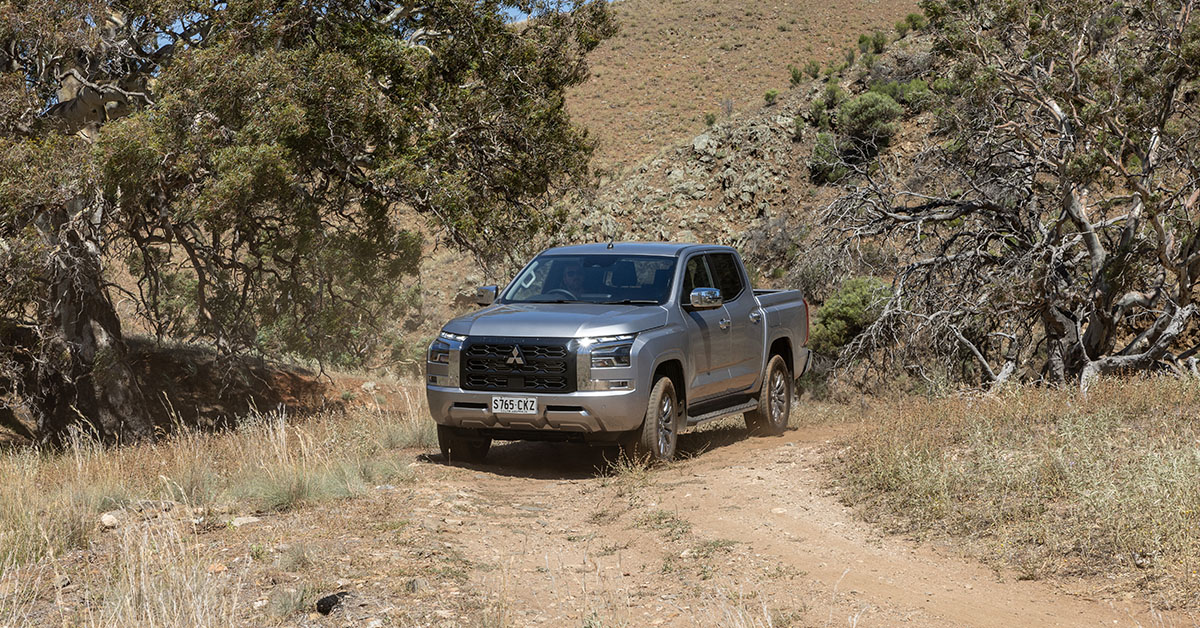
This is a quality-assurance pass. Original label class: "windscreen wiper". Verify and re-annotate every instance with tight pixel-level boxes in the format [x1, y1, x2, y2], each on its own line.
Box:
[600, 299, 660, 305]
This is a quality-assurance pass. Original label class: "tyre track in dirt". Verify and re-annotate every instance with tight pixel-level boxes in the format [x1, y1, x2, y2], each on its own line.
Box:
[427, 423, 1198, 627]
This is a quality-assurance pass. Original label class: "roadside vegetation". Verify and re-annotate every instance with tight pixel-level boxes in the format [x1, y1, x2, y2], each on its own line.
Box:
[0, 381, 432, 568]
[834, 376, 1200, 604]
[0, 380, 435, 625]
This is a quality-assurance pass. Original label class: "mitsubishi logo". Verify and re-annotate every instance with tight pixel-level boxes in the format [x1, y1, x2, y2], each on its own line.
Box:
[505, 346, 526, 366]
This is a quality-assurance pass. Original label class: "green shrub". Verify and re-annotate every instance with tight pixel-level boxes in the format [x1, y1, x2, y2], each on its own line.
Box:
[821, 83, 847, 109]
[809, 101, 831, 130]
[788, 64, 804, 86]
[895, 20, 910, 37]
[808, 132, 848, 185]
[857, 33, 872, 53]
[860, 52, 876, 69]
[809, 276, 890, 358]
[804, 59, 820, 79]
[824, 59, 847, 78]
[905, 12, 929, 31]
[898, 78, 932, 110]
[868, 80, 901, 101]
[871, 30, 888, 53]
[764, 89, 779, 106]
[704, 112, 717, 127]
[871, 79, 932, 111]
[807, 83, 846, 130]
[930, 77, 961, 95]
[837, 92, 903, 147]
[845, 48, 856, 66]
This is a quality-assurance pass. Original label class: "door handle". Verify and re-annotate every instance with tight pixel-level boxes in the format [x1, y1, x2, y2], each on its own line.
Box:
[719, 318, 731, 330]
[749, 310, 762, 324]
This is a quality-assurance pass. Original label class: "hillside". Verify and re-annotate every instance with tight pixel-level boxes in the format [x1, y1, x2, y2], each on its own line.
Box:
[564, 37, 937, 310]
[567, 0, 919, 170]
[397, 20, 940, 364]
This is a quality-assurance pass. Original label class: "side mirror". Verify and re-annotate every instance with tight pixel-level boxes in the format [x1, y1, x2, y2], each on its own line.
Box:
[689, 287, 723, 309]
[475, 285, 498, 306]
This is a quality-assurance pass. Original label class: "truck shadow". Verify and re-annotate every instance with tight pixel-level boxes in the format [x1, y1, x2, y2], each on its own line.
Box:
[444, 422, 756, 480]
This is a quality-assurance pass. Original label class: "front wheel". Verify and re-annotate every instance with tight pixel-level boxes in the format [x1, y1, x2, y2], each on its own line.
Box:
[745, 354, 792, 435]
[437, 425, 492, 464]
[621, 377, 681, 462]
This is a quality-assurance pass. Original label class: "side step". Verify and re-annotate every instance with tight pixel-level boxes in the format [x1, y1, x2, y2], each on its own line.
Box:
[685, 399, 758, 427]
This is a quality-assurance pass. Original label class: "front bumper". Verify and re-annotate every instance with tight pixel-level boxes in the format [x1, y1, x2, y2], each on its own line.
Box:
[425, 385, 647, 435]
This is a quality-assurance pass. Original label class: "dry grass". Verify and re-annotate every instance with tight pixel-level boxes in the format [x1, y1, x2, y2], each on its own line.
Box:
[696, 586, 789, 628]
[0, 378, 431, 569]
[0, 521, 239, 627]
[833, 376, 1200, 604]
[0, 378, 434, 626]
[84, 523, 239, 626]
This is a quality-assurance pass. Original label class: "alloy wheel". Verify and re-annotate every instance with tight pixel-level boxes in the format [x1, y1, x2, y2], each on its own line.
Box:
[657, 395, 675, 454]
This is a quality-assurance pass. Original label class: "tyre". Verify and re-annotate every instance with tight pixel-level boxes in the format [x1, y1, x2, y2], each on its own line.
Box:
[621, 376, 681, 462]
[437, 424, 492, 464]
[745, 354, 792, 435]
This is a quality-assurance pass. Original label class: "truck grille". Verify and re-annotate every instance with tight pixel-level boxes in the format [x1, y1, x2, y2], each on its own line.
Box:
[460, 337, 576, 394]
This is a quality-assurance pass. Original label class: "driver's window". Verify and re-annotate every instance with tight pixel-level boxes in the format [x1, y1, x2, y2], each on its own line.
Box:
[680, 255, 715, 302]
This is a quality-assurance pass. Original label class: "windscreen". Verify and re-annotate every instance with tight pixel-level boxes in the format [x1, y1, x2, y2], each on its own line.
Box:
[501, 254, 677, 305]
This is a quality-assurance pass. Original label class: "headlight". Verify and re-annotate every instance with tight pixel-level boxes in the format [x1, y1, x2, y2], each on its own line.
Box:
[578, 334, 635, 347]
[591, 342, 632, 368]
[576, 334, 637, 391]
[428, 339, 451, 364]
[583, 334, 635, 368]
[427, 331, 464, 387]
[431, 330, 467, 363]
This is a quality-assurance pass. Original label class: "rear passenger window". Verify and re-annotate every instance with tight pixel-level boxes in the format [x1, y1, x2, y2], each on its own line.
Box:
[707, 253, 744, 301]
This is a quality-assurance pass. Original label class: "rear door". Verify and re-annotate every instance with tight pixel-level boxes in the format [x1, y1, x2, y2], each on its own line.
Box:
[707, 252, 764, 394]
[678, 253, 730, 401]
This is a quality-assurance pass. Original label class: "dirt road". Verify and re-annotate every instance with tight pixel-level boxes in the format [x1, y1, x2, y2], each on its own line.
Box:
[206, 421, 1198, 627]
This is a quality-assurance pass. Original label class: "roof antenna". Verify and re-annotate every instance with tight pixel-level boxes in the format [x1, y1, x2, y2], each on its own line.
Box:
[606, 236, 614, 249]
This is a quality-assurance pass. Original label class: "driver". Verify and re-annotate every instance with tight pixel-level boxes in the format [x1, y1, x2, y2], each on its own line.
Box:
[560, 261, 584, 294]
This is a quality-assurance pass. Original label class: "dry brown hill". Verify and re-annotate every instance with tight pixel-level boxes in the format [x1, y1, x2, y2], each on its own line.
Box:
[568, 30, 937, 300]
[568, 0, 919, 171]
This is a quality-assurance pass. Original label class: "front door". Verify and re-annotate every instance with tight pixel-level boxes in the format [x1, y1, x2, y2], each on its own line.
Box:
[679, 254, 729, 402]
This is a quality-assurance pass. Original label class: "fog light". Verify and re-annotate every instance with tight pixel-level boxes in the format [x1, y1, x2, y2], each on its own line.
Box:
[586, 380, 631, 391]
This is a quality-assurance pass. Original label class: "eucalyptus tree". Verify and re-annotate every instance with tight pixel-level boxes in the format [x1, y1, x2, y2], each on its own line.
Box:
[825, 0, 1200, 388]
[0, 0, 615, 442]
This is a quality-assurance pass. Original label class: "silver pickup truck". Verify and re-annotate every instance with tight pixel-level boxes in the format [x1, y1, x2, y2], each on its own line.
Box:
[425, 242, 811, 462]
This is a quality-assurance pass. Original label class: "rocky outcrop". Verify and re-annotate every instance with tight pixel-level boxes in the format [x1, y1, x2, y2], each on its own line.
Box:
[576, 83, 830, 248]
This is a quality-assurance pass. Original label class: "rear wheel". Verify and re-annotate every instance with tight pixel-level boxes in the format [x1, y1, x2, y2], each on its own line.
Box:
[745, 354, 792, 435]
[437, 425, 492, 464]
[621, 377, 681, 462]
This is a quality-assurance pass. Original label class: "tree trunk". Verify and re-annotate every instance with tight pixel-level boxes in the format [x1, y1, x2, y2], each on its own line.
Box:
[1079, 304, 1196, 393]
[30, 205, 153, 445]
[1041, 308, 1071, 386]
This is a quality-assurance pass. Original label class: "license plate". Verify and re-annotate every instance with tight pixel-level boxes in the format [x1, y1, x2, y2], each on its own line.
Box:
[491, 396, 537, 415]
